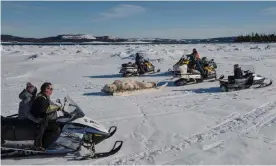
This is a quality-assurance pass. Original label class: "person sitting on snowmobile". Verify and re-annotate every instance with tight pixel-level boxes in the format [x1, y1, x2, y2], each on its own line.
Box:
[186, 48, 206, 77]
[30, 82, 62, 150]
[18, 82, 38, 120]
[135, 53, 145, 74]
[233, 64, 243, 79]
[191, 48, 200, 60]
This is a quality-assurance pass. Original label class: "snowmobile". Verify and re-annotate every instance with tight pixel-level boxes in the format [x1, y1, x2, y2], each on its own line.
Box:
[168, 57, 217, 86]
[218, 70, 272, 92]
[1, 96, 123, 160]
[119, 59, 160, 77]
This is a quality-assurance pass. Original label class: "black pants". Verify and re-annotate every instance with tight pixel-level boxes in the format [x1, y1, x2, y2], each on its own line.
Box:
[136, 62, 145, 74]
[34, 118, 61, 149]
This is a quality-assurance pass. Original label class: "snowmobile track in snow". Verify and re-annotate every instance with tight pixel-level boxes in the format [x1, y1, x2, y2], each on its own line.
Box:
[98, 100, 276, 165]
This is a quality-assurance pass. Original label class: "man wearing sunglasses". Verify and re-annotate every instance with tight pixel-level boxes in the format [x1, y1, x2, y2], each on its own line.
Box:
[30, 82, 62, 151]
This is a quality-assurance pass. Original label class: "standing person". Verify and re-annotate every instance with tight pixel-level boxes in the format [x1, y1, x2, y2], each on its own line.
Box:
[30, 82, 62, 150]
[135, 53, 145, 74]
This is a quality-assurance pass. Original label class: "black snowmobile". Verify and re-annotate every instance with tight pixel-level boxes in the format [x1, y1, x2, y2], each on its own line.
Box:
[1, 96, 123, 160]
[218, 70, 272, 92]
[119, 59, 160, 77]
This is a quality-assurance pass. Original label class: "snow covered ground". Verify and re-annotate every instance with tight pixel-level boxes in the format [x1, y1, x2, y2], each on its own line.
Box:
[1, 43, 276, 165]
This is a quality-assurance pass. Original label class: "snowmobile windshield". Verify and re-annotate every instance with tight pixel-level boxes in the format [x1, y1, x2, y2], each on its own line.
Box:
[239, 65, 255, 74]
[57, 96, 85, 123]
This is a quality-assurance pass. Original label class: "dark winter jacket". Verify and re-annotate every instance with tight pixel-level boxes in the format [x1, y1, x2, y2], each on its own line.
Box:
[186, 54, 195, 63]
[18, 87, 37, 120]
[187, 52, 200, 62]
[135, 54, 143, 65]
[234, 67, 243, 79]
[30, 93, 60, 121]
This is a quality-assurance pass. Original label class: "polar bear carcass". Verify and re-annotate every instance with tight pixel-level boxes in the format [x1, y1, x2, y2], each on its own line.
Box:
[102, 79, 157, 95]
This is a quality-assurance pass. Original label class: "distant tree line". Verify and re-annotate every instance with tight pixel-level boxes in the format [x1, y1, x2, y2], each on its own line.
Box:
[234, 33, 276, 43]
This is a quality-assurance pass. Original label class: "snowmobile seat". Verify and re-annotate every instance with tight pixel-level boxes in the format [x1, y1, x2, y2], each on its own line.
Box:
[187, 69, 201, 74]
[228, 76, 235, 80]
[1, 116, 40, 141]
[234, 78, 249, 85]
[122, 63, 137, 68]
[228, 76, 235, 84]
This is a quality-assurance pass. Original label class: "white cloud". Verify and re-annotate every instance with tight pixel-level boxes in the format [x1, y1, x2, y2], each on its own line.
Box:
[92, 4, 146, 22]
[261, 7, 276, 15]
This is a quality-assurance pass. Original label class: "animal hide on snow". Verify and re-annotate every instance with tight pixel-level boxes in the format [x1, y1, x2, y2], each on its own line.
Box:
[102, 79, 157, 93]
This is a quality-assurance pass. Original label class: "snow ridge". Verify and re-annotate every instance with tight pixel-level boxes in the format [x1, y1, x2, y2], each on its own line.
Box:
[61, 34, 96, 40]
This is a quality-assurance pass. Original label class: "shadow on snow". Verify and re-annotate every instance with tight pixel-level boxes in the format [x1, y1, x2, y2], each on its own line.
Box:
[83, 91, 109, 96]
[173, 87, 223, 94]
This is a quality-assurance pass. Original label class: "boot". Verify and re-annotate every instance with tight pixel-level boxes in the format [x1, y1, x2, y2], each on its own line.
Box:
[2, 138, 5, 145]
[34, 137, 45, 151]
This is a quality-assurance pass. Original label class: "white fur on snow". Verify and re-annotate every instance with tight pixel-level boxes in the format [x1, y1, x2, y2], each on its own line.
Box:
[102, 80, 168, 96]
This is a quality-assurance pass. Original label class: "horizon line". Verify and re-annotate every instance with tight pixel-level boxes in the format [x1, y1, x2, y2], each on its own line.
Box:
[2, 32, 276, 40]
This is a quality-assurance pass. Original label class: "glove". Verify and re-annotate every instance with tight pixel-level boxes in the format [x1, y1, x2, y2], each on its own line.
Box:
[59, 106, 63, 111]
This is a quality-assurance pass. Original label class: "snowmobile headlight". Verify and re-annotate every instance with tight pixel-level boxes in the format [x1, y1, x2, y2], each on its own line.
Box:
[84, 134, 93, 141]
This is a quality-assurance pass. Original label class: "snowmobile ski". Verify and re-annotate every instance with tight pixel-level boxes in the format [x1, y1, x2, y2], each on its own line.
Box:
[124, 69, 161, 77]
[253, 79, 272, 89]
[70, 141, 123, 160]
[1, 146, 53, 158]
[1, 141, 123, 160]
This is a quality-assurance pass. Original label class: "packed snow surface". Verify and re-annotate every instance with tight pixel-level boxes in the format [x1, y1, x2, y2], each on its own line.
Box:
[1, 43, 276, 165]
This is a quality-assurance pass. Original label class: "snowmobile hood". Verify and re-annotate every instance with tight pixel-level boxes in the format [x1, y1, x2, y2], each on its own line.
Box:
[71, 116, 109, 134]
[56, 96, 109, 134]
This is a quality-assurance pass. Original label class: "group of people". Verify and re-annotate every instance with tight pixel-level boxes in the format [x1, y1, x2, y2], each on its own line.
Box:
[173, 48, 207, 77]
[13, 49, 244, 151]
[17, 82, 62, 150]
[179, 48, 243, 79]
[185, 48, 206, 76]
[135, 48, 202, 75]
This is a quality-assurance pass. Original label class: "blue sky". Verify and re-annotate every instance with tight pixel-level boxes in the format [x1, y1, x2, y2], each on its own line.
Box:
[1, 1, 276, 39]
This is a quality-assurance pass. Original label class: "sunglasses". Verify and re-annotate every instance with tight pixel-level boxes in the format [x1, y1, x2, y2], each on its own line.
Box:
[47, 87, 53, 91]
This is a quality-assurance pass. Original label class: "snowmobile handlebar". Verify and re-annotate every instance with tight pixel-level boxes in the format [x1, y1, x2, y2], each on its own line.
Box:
[56, 97, 71, 117]
[243, 70, 253, 74]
